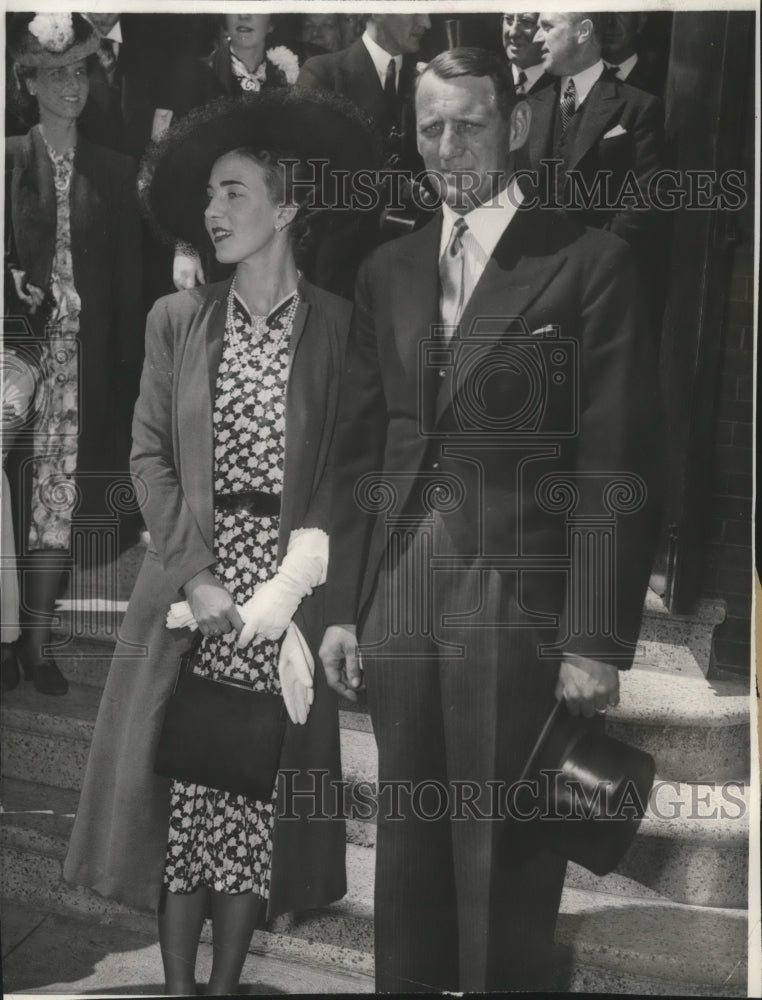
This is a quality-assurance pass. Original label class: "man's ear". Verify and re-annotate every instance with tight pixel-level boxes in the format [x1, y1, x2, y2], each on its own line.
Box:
[508, 100, 531, 152]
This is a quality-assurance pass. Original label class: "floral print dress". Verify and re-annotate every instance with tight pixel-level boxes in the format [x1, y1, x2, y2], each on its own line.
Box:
[163, 285, 298, 898]
[28, 128, 81, 551]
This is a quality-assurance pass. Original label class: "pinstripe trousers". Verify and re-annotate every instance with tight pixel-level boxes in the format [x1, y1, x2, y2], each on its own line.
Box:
[359, 514, 568, 992]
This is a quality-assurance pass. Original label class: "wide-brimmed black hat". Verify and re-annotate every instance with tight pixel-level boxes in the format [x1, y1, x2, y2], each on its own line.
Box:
[139, 88, 382, 249]
[520, 700, 655, 876]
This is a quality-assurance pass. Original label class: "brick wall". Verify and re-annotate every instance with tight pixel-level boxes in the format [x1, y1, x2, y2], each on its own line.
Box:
[702, 98, 754, 678]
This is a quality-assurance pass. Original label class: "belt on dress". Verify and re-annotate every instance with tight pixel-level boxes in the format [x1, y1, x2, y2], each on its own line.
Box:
[214, 489, 281, 517]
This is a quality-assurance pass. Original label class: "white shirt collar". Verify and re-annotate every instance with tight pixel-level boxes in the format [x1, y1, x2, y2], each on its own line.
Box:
[440, 177, 525, 261]
[605, 52, 638, 81]
[512, 61, 545, 93]
[362, 29, 403, 89]
[85, 16, 122, 45]
[561, 59, 604, 108]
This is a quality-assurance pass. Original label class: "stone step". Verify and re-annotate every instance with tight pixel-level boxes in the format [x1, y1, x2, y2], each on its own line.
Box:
[0, 802, 747, 995]
[2, 670, 751, 912]
[42, 608, 752, 783]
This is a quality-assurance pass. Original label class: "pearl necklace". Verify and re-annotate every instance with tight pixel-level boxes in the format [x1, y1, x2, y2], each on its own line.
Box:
[226, 278, 299, 355]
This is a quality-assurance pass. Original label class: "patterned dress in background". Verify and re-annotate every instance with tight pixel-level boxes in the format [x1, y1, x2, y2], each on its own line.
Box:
[28, 127, 81, 551]
[163, 286, 299, 898]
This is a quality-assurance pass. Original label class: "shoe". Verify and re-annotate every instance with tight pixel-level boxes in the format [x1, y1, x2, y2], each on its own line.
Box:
[1, 643, 21, 692]
[24, 658, 69, 696]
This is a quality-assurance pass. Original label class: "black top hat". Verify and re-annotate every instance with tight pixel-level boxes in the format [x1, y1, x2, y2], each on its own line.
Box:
[139, 89, 383, 250]
[520, 699, 655, 876]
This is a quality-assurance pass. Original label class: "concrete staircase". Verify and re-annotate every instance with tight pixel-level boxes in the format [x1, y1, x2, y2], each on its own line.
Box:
[1, 544, 752, 995]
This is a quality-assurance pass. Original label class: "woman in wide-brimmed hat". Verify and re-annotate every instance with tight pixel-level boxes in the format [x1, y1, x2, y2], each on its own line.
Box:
[63, 90, 378, 994]
[151, 11, 302, 294]
[3, 13, 143, 696]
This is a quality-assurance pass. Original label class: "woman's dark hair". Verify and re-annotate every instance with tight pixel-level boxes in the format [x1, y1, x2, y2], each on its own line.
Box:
[418, 47, 517, 122]
[231, 147, 317, 262]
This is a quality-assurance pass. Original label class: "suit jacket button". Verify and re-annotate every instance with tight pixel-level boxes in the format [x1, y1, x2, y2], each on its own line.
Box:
[432, 461, 440, 469]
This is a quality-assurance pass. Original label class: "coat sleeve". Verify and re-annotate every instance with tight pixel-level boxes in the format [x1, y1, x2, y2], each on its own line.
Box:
[323, 259, 389, 624]
[130, 298, 216, 592]
[559, 235, 664, 668]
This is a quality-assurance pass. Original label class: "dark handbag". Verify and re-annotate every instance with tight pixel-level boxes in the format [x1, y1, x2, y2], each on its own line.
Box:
[154, 639, 287, 800]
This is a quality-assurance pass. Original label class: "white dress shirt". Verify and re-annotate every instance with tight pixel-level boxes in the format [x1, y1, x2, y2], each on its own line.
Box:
[439, 178, 525, 318]
[605, 52, 639, 82]
[561, 59, 605, 109]
[362, 30, 403, 91]
[512, 61, 545, 95]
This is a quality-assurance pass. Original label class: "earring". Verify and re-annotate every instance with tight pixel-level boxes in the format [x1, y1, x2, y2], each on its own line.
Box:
[274, 222, 281, 232]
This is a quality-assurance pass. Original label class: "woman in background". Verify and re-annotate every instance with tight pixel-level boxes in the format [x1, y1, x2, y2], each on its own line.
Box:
[4, 13, 142, 695]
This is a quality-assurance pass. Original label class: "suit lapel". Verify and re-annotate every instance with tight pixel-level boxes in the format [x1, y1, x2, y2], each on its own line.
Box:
[433, 206, 568, 426]
[391, 215, 441, 376]
[342, 40, 386, 123]
[566, 76, 625, 171]
[175, 287, 227, 547]
[527, 82, 558, 167]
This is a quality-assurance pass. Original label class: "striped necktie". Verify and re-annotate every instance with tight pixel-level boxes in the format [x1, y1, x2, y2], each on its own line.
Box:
[559, 78, 577, 133]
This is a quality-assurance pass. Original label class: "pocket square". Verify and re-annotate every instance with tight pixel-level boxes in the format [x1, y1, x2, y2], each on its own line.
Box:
[530, 325, 556, 337]
[603, 124, 628, 139]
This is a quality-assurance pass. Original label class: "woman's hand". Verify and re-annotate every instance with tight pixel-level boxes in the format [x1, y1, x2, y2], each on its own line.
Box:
[182, 568, 243, 637]
[173, 249, 205, 291]
[11, 269, 45, 314]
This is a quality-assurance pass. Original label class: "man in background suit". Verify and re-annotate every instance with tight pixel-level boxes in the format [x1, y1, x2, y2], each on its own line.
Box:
[319, 47, 663, 993]
[601, 12, 665, 98]
[297, 14, 432, 297]
[298, 13, 431, 171]
[502, 12, 554, 96]
[525, 11, 665, 304]
[79, 13, 164, 160]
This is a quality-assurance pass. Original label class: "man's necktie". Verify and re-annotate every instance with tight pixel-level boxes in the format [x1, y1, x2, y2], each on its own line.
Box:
[516, 70, 528, 95]
[559, 78, 577, 133]
[439, 217, 468, 329]
[383, 58, 398, 122]
[98, 38, 118, 83]
[605, 62, 622, 79]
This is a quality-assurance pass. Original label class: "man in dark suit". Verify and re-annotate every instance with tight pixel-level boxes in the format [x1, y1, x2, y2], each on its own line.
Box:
[502, 12, 554, 95]
[298, 13, 431, 170]
[319, 47, 663, 993]
[297, 14, 432, 296]
[79, 12, 163, 160]
[525, 12, 664, 266]
[601, 12, 664, 98]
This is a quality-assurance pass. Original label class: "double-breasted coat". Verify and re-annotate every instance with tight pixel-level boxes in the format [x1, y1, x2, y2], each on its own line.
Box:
[63, 277, 349, 917]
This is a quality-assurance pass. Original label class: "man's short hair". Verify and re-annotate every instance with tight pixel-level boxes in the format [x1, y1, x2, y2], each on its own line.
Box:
[418, 47, 517, 121]
[572, 12, 606, 42]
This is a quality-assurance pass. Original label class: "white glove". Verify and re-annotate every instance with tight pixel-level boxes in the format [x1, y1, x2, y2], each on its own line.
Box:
[279, 622, 314, 724]
[237, 528, 328, 649]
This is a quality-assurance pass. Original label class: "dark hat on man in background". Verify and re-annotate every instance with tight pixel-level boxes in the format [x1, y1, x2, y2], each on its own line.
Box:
[8, 12, 100, 68]
[520, 699, 656, 876]
[139, 89, 382, 251]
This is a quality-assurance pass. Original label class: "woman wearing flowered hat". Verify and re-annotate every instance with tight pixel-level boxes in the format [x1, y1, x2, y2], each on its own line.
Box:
[63, 90, 379, 994]
[4, 13, 143, 695]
